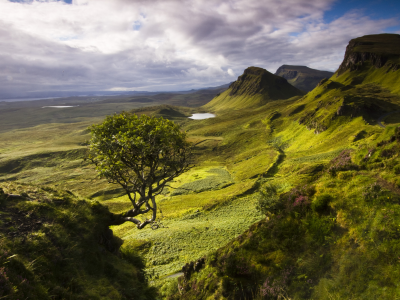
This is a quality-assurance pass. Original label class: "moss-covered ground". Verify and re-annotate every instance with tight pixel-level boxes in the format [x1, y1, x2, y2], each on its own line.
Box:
[0, 182, 156, 299]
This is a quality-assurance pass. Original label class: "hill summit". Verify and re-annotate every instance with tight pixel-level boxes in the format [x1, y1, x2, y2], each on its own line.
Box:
[275, 65, 334, 91]
[285, 33, 400, 135]
[204, 66, 304, 111]
[337, 33, 400, 75]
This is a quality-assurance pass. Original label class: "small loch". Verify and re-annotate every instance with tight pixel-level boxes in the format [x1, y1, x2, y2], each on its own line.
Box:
[42, 106, 78, 108]
[188, 113, 215, 120]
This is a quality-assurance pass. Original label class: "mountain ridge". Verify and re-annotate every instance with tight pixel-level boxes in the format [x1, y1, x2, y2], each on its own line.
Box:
[275, 65, 334, 92]
[204, 66, 304, 111]
[337, 33, 400, 75]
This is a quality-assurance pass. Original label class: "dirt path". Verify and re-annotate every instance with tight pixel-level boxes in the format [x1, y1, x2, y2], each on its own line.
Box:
[377, 110, 400, 128]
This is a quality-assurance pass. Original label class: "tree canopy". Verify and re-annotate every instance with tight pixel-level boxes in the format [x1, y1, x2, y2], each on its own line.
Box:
[88, 112, 192, 229]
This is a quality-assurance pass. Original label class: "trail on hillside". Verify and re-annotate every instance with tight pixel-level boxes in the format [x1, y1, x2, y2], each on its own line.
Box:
[377, 110, 400, 128]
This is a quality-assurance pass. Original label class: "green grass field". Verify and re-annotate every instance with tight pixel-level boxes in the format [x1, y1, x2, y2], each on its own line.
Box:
[2, 34, 400, 299]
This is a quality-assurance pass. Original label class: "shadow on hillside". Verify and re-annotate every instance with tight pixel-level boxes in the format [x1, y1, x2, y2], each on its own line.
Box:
[265, 149, 286, 178]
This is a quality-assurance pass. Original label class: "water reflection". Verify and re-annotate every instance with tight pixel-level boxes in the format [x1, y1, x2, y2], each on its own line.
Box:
[189, 113, 215, 120]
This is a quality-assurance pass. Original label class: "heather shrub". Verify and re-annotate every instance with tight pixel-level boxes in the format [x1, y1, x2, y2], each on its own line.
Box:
[327, 150, 358, 176]
[286, 185, 316, 213]
[261, 268, 292, 299]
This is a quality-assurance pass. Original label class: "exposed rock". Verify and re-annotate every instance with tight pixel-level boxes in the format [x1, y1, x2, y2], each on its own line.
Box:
[337, 34, 400, 75]
[182, 257, 205, 280]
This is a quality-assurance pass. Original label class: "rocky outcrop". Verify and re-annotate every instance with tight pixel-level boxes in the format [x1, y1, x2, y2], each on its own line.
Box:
[337, 34, 400, 75]
[181, 257, 205, 280]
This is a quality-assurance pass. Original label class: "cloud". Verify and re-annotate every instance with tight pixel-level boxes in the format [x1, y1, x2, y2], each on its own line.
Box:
[0, 0, 398, 97]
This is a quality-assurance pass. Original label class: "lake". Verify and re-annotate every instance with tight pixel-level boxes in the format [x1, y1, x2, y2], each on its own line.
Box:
[42, 106, 78, 108]
[189, 113, 215, 120]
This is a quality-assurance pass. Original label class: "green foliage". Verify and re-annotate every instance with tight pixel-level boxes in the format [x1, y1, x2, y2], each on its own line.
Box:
[0, 182, 156, 299]
[2, 34, 400, 299]
[327, 149, 358, 176]
[88, 113, 191, 195]
[256, 184, 282, 216]
[171, 168, 232, 196]
[311, 194, 332, 212]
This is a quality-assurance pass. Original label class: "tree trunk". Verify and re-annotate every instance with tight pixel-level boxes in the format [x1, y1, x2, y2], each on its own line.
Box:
[108, 196, 157, 229]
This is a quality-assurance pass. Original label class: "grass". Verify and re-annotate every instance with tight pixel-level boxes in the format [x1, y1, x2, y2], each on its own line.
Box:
[1, 34, 400, 299]
[168, 167, 233, 196]
[103, 162, 263, 281]
[0, 181, 156, 299]
[166, 128, 400, 299]
[110, 194, 263, 281]
[383, 112, 400, 125]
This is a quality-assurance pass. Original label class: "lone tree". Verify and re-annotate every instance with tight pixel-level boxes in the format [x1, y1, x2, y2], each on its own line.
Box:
[87, 113, 192, 229]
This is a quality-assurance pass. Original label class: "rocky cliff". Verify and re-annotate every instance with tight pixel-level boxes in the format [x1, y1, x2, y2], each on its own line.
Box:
[275, 65, 334, 92]
[337, 34, 400, 75]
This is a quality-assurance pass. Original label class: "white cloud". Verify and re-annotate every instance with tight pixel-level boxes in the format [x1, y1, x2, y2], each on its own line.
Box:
[0, 0, 398, 97]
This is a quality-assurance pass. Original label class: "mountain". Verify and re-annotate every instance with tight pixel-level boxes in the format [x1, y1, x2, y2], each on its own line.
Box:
[294, 33, 400, 134]
[337, 33, 400, 75]
[204, 66, 304, 111]
[275, 65, 334, 92]
[3, 33, 400, 300]
[164, 34, 400, 300]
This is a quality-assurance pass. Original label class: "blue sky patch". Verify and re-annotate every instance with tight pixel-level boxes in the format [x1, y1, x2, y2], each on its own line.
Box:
[324, 0, 400, 24]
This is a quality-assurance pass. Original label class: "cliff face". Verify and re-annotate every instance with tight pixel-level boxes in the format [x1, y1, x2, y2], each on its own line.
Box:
[337, 34, 400, 75]
[275, 65, 334, 92]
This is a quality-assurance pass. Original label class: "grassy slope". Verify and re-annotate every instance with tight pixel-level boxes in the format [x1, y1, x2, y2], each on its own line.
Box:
[0, 182, 156, 299]
[104, 104, 287, 282]
[2, 35, 400, 300]
[0, 103, 207, 200]
[158, 38, 400, 299]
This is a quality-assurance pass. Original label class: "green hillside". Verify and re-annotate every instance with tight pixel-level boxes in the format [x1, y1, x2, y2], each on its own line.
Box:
[159, 34, 400, 300]
[0, 182, 156, 299]
[204, 67, 304, 111]
[1, 34, 400, 300]
[275, 65, 334, 92]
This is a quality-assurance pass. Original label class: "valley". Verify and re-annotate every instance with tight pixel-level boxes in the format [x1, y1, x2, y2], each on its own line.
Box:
[1, 33, 400, 299]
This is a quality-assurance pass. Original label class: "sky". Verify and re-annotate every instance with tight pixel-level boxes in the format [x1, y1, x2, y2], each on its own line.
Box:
[0, 0, 399, 98]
